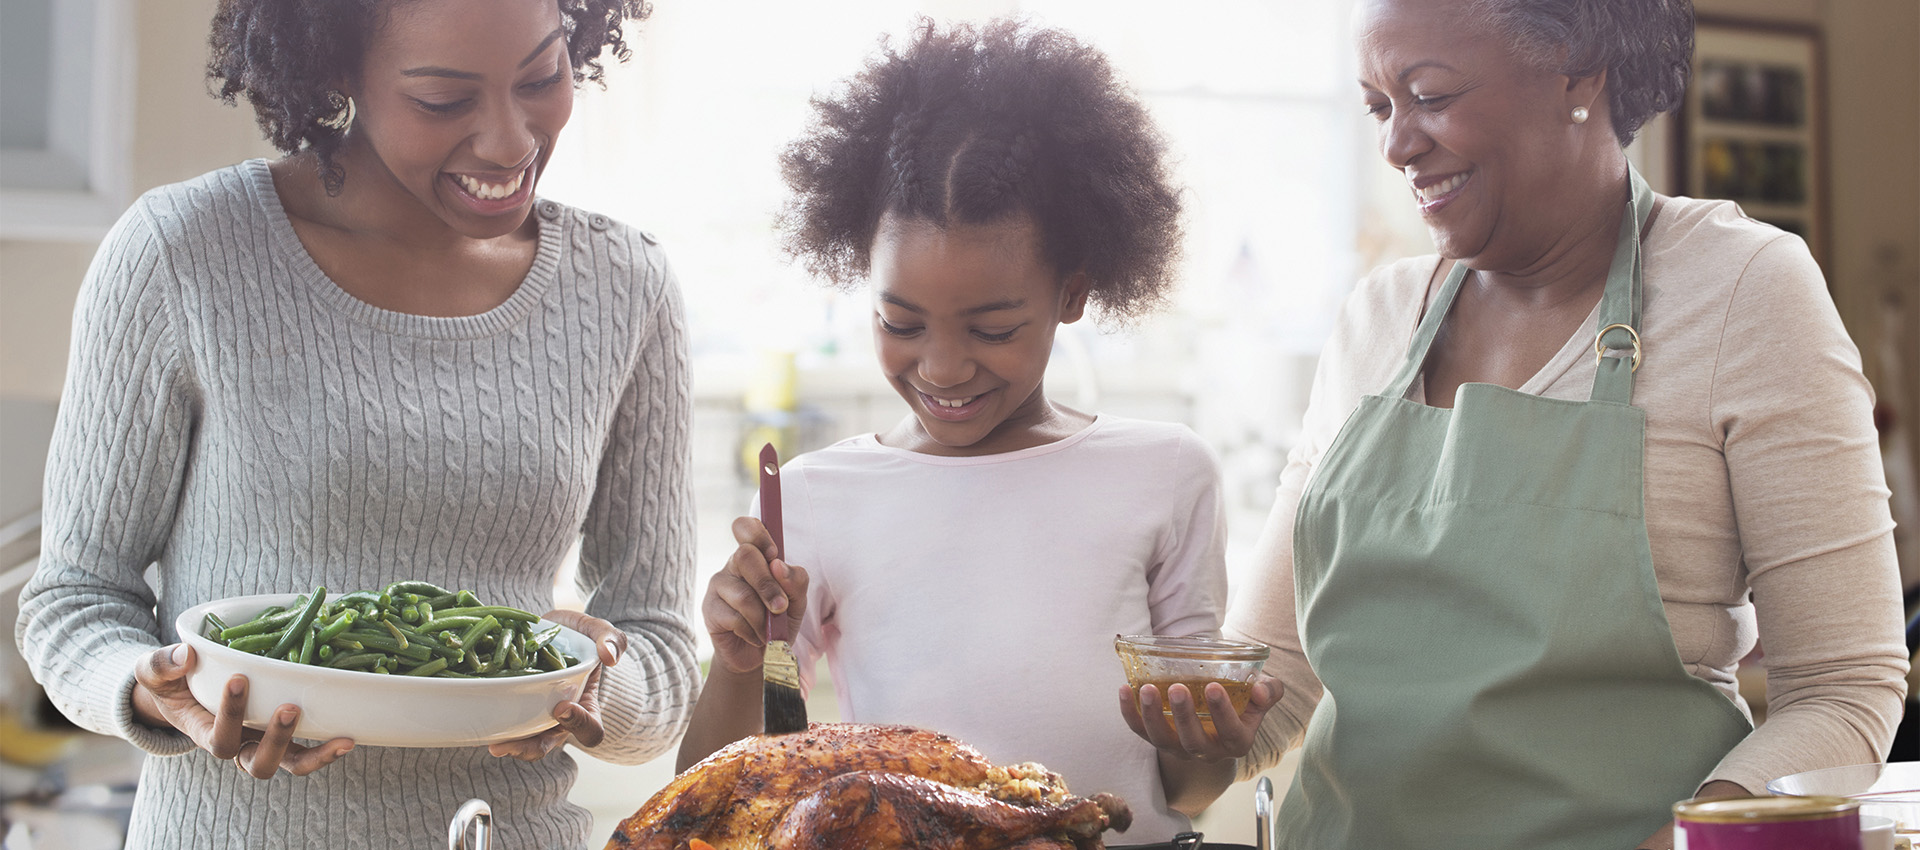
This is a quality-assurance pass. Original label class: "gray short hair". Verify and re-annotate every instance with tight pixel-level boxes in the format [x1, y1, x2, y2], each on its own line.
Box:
[1472, 0, 1695, 146]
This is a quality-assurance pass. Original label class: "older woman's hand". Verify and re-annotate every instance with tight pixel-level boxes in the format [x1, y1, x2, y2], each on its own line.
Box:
[487, 609, 626, 760]
[1118, 673, 1283, 763]
[132, 643, 354, 779]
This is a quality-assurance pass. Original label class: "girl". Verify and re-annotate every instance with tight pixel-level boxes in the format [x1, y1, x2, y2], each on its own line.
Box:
[15, 1, 698, 847]
[675, 18, 1271, 842]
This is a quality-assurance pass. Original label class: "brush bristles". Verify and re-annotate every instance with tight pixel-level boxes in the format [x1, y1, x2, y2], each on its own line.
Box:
[763, 679, 808, 735]
[763, 639, 808, 735]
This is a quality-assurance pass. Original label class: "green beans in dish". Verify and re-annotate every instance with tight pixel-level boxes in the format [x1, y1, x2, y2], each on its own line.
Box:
[199, 583, 582, 678]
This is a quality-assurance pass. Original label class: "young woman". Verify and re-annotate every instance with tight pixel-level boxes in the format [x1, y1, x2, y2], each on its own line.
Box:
[673, 19, 1249, 843]
[14, 1, 698, 847]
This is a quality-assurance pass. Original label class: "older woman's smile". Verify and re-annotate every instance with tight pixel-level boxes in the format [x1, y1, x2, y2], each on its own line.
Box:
[1410, 170, 1471, 212]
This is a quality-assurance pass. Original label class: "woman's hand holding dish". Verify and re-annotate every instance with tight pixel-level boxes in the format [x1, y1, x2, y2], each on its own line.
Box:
[487, 608, 625, 760]
[132, 643, 354, 779]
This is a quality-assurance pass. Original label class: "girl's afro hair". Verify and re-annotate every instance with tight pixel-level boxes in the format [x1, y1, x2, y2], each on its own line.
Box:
[778, 18, 1184, 324]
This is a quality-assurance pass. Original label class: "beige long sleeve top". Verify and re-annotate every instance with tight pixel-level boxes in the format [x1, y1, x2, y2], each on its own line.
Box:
[1226, 195, 1908, 795]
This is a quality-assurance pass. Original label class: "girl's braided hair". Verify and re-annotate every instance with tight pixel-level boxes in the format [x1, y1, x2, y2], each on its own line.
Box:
[206, 0, 650, 193]
[779, 18, 1184, 324]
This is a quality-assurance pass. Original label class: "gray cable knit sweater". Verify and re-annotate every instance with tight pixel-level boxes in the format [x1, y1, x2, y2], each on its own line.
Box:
[15, 159, 699, 849]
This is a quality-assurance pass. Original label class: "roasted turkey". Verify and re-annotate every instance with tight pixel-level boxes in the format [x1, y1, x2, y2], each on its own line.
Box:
[607, 723, 1132, 850]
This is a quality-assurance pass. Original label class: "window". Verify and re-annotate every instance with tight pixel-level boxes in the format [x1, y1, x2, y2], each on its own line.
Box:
[0, 0, 131, 240]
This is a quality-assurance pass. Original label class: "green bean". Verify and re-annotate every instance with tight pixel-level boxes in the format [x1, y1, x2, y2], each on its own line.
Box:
[527, 624, 561, 650]
[342, 631, 434, 662]
[227, 632, 283, 654]
[380, 618, 409, 650]
[324, 651, 385, 670]
[266, 588, 327, 659]
[314, 609, 357, 643]
[420, 615, 482, 633]
[459, 615, 500, 651]
[210, 584, 577, 677]
[402, 657, 450, 677]
[295, 627, 318, 665]
[333, 591, 381, 609]
[486, 632, 512, 673]
[432, 606, 540, 624]
[383, 580, 453, 600]
[385, 622, 461, 660]
[218, 607, 301, 641]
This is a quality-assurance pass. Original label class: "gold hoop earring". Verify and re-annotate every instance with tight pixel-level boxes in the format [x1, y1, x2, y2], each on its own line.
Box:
[1571, 106, 1590, 124]
[318, 90, 356, 132]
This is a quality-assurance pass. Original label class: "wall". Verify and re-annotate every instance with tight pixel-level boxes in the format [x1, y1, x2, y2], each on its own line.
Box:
[1686, 0, 1920, 579]
[0, 0, 272, 403]
[7, 2, 1913, 458]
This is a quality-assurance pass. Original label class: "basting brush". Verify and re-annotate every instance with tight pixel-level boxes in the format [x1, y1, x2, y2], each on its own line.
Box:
[758, 443, 808, 735]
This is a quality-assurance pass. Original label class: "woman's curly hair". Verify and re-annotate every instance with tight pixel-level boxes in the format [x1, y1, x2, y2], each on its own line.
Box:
[206, 0, 650, 193]
[778, 18, 1184, 325]
[1473, 0, 1695, 146]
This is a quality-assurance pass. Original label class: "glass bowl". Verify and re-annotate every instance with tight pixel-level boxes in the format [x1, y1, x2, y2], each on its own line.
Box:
[1114, 634, 1270, 722]
[1766, 761, 1920, 836]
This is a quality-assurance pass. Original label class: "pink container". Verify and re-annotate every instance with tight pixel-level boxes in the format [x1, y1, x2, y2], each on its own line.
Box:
[1673, 796, 1862, 850]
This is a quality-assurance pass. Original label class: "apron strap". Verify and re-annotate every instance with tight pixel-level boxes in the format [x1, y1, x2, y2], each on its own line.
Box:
[1384, 165, 1655, 405]
[1590, 166, 1656, 404]
[1384, 259, 1471, 399]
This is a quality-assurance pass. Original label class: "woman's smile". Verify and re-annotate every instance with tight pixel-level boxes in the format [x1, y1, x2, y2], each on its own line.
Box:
[444, 159, 538, 216]
[1411, 169, 1471, 214]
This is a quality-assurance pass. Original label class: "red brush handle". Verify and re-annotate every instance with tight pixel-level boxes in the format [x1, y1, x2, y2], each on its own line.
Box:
[758, 443, 785, 642]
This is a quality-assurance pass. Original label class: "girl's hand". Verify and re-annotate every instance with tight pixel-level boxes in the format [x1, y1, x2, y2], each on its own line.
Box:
[489, 609, 625, 760]
[701, 516, 809, 675]
[1118, 673, 1283, 763]
[132, 644, 354, 779]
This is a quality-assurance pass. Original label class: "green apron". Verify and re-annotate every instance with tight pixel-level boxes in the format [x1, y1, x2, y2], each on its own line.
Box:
[1278, 167, 1751, 849]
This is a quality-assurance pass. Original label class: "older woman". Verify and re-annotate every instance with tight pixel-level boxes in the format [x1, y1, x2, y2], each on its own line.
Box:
[1121, 1, 1908, 848]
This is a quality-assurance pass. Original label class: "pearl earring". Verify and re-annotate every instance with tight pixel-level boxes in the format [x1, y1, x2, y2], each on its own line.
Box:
[1571, 106, 1590, 124]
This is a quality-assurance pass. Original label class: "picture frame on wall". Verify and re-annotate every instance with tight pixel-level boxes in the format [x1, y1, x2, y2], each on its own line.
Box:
[1673, 15, 1828, 270]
